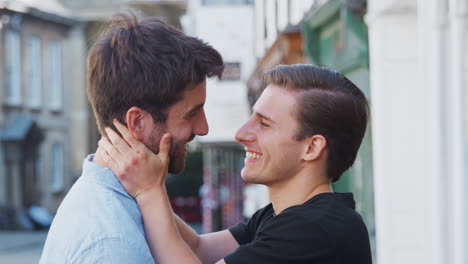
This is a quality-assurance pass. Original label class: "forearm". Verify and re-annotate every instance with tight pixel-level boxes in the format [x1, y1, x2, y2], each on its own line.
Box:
[196, 231, 239, 264]
[174, 214, 239, 264]
[174, 213, 201, 251]
[137, 187, 201, 264]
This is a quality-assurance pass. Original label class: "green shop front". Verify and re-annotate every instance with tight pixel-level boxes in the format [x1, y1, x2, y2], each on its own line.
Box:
[302, 0, 375, 256]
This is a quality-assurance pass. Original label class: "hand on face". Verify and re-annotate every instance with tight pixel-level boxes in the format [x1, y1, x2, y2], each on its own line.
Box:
[98, 119, 171, 200]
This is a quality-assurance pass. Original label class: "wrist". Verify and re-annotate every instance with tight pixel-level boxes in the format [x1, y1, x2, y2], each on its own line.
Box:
[135, 186, 167, 206]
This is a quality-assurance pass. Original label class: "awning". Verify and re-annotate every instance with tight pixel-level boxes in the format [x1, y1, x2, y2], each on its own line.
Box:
[246, 26, 306, 106]
[0, 114, 43, 143]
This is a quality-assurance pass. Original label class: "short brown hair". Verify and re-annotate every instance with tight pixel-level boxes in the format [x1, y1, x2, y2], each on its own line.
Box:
[264, 64, 369, 182]
[87, 12, 223, 133]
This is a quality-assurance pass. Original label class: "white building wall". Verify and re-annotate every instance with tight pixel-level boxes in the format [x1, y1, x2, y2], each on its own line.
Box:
[367, 0, 467, 263]
[264, 0, 277, 49]
[184, 0, 254, 143]
[254, 0, 265, 59]
[447, 1, 468, 263]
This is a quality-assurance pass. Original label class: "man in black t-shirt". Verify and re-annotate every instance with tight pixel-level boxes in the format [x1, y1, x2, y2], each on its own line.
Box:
[219, 65, 372, 263]
[100, 64, 372, 264]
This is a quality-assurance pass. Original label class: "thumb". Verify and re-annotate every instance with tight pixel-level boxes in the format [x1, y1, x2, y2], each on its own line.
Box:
[158, 133, 171, 166]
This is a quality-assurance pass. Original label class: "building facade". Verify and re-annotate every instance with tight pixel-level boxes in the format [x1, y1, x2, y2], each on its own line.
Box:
[0, 2, 88, 228]
[367, 0, 468, 263]
[0, 0, 187, 229]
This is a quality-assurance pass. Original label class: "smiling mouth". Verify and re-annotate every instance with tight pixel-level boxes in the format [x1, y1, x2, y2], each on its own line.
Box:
[246, 151, 262, 159]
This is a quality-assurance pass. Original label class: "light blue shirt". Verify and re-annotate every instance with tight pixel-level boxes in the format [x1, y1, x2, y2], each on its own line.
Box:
[40, 155, 155, 264]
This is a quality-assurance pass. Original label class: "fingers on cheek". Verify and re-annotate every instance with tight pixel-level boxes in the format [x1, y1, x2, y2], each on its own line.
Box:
[100, 150, 112, 166]
[133, 145, 148, 160]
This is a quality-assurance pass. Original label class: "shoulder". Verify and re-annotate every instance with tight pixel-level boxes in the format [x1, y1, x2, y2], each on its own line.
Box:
[41, 236, 154, 264]
[52, 175, 139, 229]
[257, 193, 369, 246]
[287, 192, 366, 224]
[71, 236, 155, 264]
[280, 193, 369, 237]
[225, 209, 336, 264]
[41, 176, 149, 263]
[280, 193, 371, 262]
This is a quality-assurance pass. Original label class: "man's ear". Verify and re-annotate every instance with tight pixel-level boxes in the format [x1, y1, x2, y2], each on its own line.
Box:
[124, 106, 153, 141]
[303, 135, 327, 161]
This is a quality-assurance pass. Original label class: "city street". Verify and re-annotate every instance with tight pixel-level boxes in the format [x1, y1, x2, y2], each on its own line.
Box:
[0, 231, 47, 264]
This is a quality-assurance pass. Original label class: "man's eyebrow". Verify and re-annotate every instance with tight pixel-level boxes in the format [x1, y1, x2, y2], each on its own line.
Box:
[185, 103, 204, 117]
[254, 110, 276, 124]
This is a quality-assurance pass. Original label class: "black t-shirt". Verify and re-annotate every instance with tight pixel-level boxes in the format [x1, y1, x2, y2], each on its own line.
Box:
[225, 192, 372, 264]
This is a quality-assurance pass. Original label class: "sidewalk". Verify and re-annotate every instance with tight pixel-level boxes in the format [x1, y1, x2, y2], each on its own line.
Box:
[0, 231, 47, 264]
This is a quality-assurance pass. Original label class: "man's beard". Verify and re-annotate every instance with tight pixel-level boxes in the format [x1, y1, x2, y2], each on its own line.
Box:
[167, 139, 188, 174]
[147, 129, 193, 175]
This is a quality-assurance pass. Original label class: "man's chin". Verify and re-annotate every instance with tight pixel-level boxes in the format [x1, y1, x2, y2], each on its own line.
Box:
[168, 157, 186, 175]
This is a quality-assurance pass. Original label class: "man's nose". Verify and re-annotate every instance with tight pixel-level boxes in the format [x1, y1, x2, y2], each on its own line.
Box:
[235, 118, 254, 143]
[193, 109, 209, 136]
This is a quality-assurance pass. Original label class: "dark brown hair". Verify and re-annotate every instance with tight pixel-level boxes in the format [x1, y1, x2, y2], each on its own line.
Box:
[87, 12, 223, 133]
[264, 64, 369, 182]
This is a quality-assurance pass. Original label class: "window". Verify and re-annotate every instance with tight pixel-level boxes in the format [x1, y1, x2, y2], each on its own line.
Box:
[222, 62, 241, 81]
[49, 41, 63, 111]
[4, 29, 21, 105]
[51, 143, 64, 193]
[27, 35, 42, 108]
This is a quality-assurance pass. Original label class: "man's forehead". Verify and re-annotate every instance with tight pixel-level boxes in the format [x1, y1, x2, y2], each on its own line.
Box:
[166, 81, 206, 119]
[177, 81, 207, 104]
[253, 85, 297, 121]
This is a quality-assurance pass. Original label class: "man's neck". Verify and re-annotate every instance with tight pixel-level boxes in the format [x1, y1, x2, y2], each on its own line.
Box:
[93, 146, 109, 169]
[268, 169, 333, 215]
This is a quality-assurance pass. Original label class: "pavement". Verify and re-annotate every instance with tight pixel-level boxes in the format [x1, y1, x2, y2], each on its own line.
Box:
[0, 224, 201, 263]
[0, 231, 47, 264]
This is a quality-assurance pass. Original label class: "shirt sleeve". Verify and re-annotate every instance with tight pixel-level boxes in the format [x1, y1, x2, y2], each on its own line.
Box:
[228, 204, 270, 245]
[72, 237, 156, 264]
[228, 220, 253, 246]
[224, 211, 335, 264]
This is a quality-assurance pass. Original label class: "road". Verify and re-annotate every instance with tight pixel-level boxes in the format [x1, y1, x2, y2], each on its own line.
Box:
[0, 231, 47, 264]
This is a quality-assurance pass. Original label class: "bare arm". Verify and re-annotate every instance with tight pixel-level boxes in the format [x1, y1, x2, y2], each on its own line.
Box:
[137, 187, 200, 264]
[174, 214, 239, 263]
[173, 213, 200, 251]
[197, 230, 239, 264]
